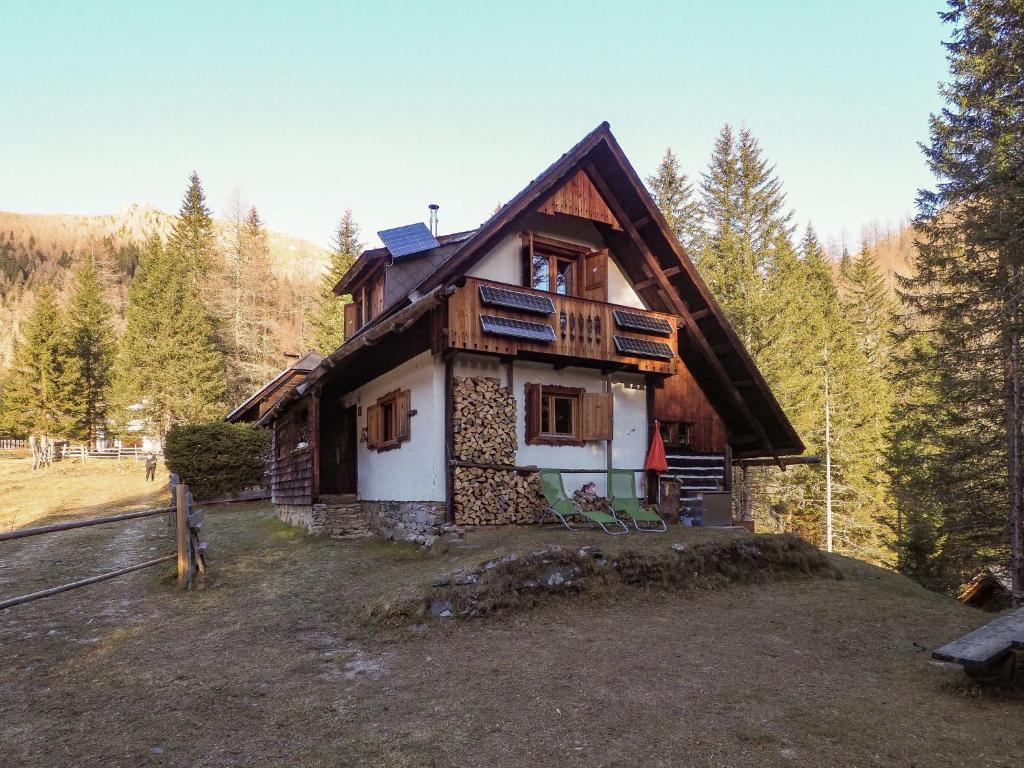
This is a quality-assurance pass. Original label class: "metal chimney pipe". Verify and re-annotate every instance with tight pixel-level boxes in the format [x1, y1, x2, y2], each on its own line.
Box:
[428, 203, 439, 236]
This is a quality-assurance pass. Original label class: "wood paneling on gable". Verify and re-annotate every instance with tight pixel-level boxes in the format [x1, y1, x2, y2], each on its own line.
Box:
[653, 363, 727, 453]
[538, 169, 623, 231]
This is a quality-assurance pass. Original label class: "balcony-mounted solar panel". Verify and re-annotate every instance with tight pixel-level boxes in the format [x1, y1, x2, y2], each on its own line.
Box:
[480, 315, 556, 343]
[377, 223, 440, 260]
[479, 284, 555, 315]
[612, 309, 673, 337]
[613, 335, 674, 360]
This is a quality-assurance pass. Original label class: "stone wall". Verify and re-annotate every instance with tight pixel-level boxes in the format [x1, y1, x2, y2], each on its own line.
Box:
[363, 500, 452, 547]
[275, 499, 370, 538]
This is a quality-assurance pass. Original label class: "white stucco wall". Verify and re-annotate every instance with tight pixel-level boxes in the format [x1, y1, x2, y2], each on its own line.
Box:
[339, 351, 445, 502]
[468, 213, 646, 310]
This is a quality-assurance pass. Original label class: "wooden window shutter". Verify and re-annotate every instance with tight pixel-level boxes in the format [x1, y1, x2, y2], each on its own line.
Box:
[366, 403, 381, 449]
[395, 389, 411, 443]
[344, 302, 357, 340]
[372, 277, 385, 318]
[524, 383, 542, 445]
[581, 392, 613, 442]
[583, 249, 608, 302]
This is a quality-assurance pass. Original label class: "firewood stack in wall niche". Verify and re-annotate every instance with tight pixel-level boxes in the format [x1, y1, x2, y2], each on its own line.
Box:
[451, 376, 545, 525]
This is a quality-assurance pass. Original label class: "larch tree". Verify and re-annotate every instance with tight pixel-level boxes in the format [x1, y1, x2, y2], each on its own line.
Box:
[890, 0, 1024, 598]
[63, 254, 115, 446]
[646, 148, 705, 257]
[307, 209, 362, 354]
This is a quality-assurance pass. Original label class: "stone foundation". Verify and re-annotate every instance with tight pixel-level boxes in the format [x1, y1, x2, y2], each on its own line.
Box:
[275, 498, 458, 546]
[275, 498, 371, 538]
[363, 500, 451, 547]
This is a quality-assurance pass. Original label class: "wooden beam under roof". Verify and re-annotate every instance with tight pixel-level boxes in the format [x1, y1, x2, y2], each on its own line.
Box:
[583, 159, 783, 468]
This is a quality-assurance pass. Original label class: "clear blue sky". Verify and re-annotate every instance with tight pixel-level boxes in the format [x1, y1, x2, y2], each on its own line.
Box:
[0, 1, 948, 253]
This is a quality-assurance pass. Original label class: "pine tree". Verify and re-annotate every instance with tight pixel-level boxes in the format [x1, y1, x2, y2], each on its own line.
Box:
[168, 171, 216, 277]
[63, 255, 115, 445]
[646, 148, 705, 256]
[841, 246, 893, 368]
[111, 236, 226, 438]
[0, 284, 81, 437]
[891, 0, 1024, 596]
[307, 209, 361, 353]
[700, 125, 794, 350]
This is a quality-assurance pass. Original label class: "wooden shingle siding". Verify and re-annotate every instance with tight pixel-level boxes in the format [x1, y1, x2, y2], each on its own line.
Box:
[271, 417, 313, 506]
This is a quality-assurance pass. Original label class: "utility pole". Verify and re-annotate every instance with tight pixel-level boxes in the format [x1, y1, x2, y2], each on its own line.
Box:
[824, 352, 833, 554]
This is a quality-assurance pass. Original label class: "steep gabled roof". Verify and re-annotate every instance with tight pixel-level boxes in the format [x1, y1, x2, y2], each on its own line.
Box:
[225, 350, 324, 423]
[320, 123, 803, 459]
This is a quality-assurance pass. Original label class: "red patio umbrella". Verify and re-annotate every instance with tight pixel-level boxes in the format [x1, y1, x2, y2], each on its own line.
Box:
[645, 420, 668, 474]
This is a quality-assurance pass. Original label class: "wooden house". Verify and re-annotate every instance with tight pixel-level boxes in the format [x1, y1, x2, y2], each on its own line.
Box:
[251, 123, 803, 542]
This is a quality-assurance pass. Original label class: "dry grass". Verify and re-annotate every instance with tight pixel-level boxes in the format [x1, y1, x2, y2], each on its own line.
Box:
[2, 478, 1023, 767]
[0, 453, 170, 530]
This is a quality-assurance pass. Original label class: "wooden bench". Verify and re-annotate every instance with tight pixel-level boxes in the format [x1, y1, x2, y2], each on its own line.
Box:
[932, 606, 1024, 676]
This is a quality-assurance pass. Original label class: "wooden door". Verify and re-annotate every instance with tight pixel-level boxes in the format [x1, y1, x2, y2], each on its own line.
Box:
[319, 405, 358, 495]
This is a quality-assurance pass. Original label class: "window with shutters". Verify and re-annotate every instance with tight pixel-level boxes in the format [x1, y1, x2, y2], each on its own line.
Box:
[365, 389, 411, 452]
[520, 233, 607, 302]
[524, 384, 613, 445]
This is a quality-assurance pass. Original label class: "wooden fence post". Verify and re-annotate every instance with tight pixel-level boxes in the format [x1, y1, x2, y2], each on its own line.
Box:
[175, 483, 190, 589]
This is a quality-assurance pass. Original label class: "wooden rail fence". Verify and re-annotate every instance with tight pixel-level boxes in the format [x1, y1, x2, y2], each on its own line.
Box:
[0, 483, 207, 610]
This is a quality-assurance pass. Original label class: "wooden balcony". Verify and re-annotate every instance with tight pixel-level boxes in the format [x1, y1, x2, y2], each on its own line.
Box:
[445, 277, 679, 375]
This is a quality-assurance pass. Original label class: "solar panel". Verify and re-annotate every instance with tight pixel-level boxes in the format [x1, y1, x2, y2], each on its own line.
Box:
[377, 223, 440, 260]
[612, 309, 673, 337]
[479, 285, 555, 315]
[613, 335, 674, 360]
[480, 315, 556, 343]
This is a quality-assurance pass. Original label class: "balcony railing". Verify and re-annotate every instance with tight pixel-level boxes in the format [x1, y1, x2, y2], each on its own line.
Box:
[445, 277, 679, 375]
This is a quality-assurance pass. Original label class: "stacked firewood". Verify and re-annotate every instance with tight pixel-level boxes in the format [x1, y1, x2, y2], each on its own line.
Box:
[451, 376, 546, 525]
[452, 376, 517, 464]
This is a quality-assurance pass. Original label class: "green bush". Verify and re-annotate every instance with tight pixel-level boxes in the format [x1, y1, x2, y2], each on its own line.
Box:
[164, 422, 271, 500]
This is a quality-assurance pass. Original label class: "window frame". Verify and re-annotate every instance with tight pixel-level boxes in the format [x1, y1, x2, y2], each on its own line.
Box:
[521, 233, 593, 298]
[525, 383, 585, 446]
[366, 388, 411, 452]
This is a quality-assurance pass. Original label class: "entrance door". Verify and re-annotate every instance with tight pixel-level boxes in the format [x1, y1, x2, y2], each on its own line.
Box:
[320, 404, 358, 495]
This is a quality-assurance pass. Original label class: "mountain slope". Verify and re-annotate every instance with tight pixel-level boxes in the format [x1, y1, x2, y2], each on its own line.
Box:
[0, 205, 331, 368]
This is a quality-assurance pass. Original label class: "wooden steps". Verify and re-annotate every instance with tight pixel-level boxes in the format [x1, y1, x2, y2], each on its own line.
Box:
[661, 452, 727, 519]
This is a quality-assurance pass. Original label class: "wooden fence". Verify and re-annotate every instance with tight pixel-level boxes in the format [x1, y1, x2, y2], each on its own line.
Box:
[0, 483, 206, 610]
[0, 438, 27, 450]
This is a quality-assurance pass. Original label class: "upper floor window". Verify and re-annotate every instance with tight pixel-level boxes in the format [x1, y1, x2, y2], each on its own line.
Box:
[521, 232, 608, 302]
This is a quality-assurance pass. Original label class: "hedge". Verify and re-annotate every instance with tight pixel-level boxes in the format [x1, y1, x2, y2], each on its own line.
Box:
[164, 422, 272, 500]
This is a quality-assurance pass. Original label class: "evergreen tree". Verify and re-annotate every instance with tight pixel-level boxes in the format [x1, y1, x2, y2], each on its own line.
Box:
[841, 246, 893, 368]
[0, 284, 81, 437]
[63, 255, 115, 445]
[307, 209, 362, 353]
[111, 236, 226, 438]
[700, 125, 795, 350]
[646, 148, 705, 256]
[168, 171, 216, 277]
[890, 0, 1024, 596]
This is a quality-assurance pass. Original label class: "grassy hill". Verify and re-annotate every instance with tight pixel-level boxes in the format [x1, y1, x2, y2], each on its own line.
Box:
[0, 205, 331, 367]
[0, 455, 1020, 767]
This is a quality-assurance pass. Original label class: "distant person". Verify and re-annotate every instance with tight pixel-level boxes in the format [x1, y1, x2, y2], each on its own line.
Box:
[145, 452, 158, 482]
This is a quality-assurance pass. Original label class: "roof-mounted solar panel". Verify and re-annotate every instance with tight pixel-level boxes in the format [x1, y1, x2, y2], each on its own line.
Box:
[480, 315, 556, 343]
[479, 285, 555, 315]
[377, 222, 440, 260]
[613, 335, 674, 360]
[612, 309, 673, 337]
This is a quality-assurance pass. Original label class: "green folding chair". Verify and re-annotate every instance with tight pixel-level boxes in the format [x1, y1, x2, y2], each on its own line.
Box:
[607, 469, 667, 532]
[538, 469, 628, 535]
